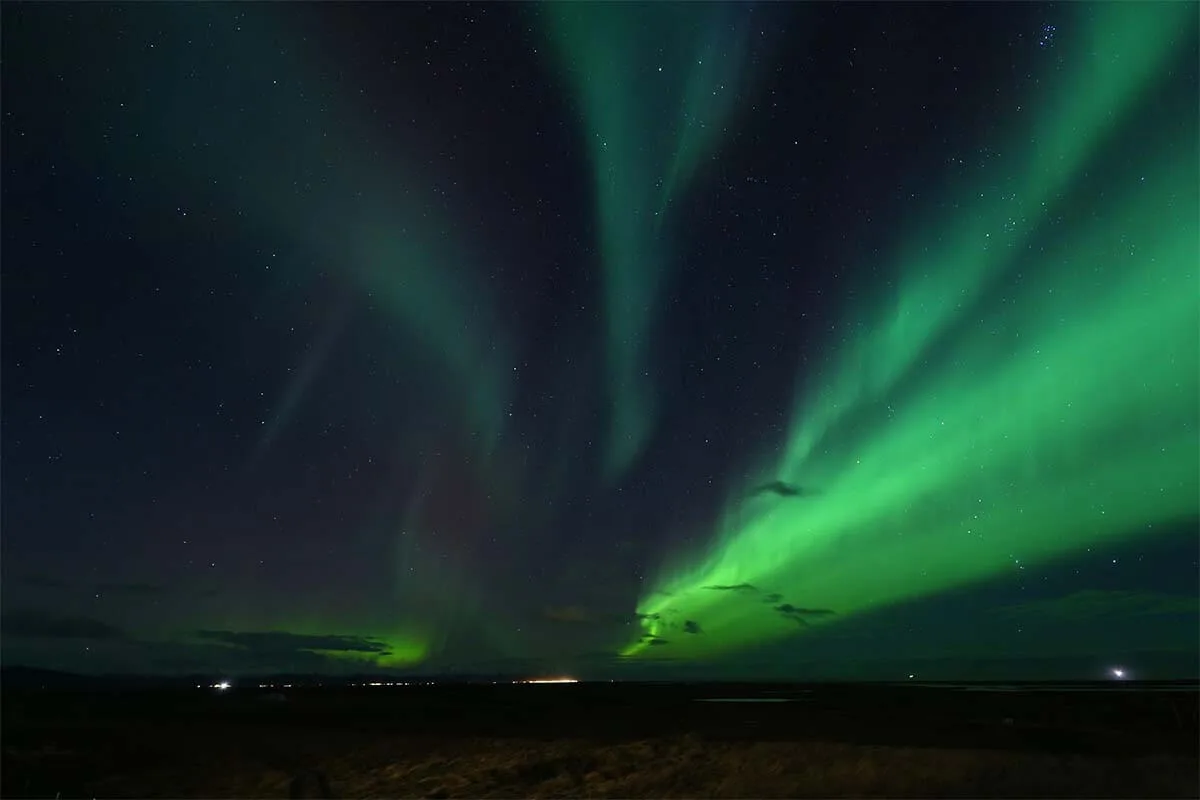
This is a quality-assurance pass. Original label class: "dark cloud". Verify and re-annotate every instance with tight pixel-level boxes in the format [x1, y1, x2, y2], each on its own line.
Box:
[124, 635, 403, 675]
[774, 604, 836, 625]
[193, 630, 391, 656]
[96, 582, 167, 596]
[996, 590, 1200, 621]
[642, 635, 670, 646]
[682, 620, 702, 634]
[1, 610, 126, 640]
[762, 593, 783, 603]
[704, 583, 758, 593]
[751, 480, 815, 498]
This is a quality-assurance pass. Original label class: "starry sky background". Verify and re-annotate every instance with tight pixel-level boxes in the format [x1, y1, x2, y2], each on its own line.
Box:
[3, 2, 1197, 681]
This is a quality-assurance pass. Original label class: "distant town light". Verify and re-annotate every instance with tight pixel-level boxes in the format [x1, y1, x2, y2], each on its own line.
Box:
[1109, 667, 1126, 680]
[521, 677, 579, 684]
[213, 680, 231, 691]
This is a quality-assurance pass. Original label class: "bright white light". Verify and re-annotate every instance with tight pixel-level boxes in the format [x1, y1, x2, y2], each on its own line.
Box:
[213, 680, 231, 691]
[1110, 667, 1126, 679]
[520, 677, 579, 684]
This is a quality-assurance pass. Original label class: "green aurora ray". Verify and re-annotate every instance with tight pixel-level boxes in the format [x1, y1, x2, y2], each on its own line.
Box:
[625, 3, 1199, 660]
[119, 5, 517, 463]
[540, 3, 760, 479]
[85, 5, 529, 666]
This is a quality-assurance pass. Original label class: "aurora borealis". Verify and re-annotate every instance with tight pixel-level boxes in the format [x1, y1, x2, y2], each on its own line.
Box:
[539, 2, 763, 478]
[625, 1, 1199, 660]
[3, 2, 1197, 681]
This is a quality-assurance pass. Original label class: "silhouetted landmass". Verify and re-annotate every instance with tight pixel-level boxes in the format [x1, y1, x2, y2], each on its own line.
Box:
[2, 678, 1197, 798]
[6, 645, 1197, 685]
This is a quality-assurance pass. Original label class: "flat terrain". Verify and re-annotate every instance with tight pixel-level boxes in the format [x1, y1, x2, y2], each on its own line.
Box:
[3, 682, 1197, 798]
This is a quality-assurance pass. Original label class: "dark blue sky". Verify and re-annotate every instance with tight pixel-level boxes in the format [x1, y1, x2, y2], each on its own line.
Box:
[2, 2, 1196, 680]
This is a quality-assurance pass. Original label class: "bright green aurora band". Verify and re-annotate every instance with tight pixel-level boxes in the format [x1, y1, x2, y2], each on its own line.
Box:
[625, 4, 1199, 660]
[541, 4, 758, 478]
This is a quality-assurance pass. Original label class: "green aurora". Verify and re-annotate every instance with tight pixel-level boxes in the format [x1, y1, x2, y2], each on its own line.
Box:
[33, 3, 1192, 675]
[137, 5, 518, 464]
[540, 3, 761, 479]
[624, 3, 1199, 660]
[195, 627, 429, 670]
[108, 6, 516, 667]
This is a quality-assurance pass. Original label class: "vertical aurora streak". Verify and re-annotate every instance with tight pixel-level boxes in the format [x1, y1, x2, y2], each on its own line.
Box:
[625, 3, 1199, 659]
[541, 3, 760, 479]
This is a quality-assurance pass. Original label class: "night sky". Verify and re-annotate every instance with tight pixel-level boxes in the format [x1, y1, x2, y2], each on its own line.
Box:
[3, 2, 1197, 682]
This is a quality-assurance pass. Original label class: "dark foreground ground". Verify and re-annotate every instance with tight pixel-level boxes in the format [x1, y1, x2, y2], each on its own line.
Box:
[3, 682, 1198, 798]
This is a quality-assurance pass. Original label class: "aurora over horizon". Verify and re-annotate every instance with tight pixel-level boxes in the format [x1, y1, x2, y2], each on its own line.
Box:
[3, 2, 1197, 682]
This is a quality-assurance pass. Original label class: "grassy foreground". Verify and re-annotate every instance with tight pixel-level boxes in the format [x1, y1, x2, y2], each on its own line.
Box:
[4, 683, 1197, 798]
